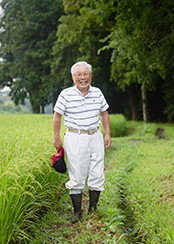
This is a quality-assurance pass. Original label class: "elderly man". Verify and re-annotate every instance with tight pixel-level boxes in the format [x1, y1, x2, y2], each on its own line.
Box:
[53, 61, 111, 223]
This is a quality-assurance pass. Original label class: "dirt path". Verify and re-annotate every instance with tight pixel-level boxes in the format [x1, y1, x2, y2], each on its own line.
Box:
[47, 189, 116, 243]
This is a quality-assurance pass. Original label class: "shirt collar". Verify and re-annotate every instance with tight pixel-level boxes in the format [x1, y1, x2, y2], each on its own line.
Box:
[75, 85, 91, 97]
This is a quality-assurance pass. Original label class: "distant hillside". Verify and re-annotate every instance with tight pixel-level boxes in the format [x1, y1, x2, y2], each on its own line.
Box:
[0, 88, 53, 114]
[0, 89, 31, 114]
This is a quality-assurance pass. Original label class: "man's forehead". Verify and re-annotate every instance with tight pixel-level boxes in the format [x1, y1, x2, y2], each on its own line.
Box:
[74, 65, 90, 72]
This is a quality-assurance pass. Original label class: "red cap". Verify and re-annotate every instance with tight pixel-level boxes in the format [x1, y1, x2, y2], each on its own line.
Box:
[52, 146, 64, 166]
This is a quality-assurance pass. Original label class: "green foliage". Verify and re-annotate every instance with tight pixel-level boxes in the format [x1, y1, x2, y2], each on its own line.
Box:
[129, 121, 157, 138]
[97, 0, 174, 121]
[1, 0, 174, 120]
[29, 120, 174, 243]
[102, 122, 174, 242]
[163, 78, 174, 121]
[101, 0, 174, 85]
[126, 140, 174, 242]
[0, 114, 68, 243]
[0, 0, 64, 113]
[51, 0, 116, 107]
[101, 114, 127, 137]
[0, 100, 30, 114]
[1, 115, 173, 243]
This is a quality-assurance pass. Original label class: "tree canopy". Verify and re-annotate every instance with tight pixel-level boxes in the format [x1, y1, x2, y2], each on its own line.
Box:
[1, 0, 174, 120]
[104, 0, 174, 120]
[51, 0, 174, 121]
[0, 0, 64, 113]
[51, 0, 119, 112]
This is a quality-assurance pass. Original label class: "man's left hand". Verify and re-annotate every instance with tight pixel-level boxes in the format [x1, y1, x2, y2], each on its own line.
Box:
[105, 135, 111, 149]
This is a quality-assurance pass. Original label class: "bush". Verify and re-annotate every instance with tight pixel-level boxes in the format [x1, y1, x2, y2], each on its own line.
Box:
[110, 114, 127, 137]
[101, 114, 127, 137]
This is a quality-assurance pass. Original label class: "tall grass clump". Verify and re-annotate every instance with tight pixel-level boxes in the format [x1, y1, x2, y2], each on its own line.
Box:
[0, 114, 67, 243]
[109, 114, 127, 137]
[101, 114, 127, 137]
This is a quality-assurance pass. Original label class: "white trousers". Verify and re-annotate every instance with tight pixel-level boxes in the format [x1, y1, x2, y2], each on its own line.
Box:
[64, 129, 105, 194]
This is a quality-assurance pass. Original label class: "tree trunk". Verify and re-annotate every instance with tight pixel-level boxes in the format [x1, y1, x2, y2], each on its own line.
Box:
[132, 107, 136, 120]
[128, 85, 138, 120]
[31, 102, 40, 114]
[141, 83, 148, 121]
[130, 93, 137, 120]
[41, 103, 45, 114]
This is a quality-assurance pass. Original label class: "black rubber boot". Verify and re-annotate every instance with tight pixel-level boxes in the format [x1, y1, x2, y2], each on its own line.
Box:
[70, 193, 82, 223]
[88, 190, 100, 213]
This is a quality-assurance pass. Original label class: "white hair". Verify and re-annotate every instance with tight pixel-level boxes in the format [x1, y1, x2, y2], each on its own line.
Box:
[71, 61, 92, 76]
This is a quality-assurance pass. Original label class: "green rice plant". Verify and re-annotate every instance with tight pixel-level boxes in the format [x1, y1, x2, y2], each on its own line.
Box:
[0, 114, 68, 243]
[28, 121, 174, 243]
[2, 115, 173, 243]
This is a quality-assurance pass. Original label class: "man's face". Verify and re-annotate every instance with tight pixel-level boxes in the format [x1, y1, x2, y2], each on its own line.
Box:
[72, 65, 92, 93]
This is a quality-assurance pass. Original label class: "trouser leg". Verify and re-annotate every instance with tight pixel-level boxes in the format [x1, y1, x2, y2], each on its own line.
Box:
[64, 132, 89, 192]
[87, 130, 105, 192]
[70, 193, 82, 223]
[88, 190, 101, 213]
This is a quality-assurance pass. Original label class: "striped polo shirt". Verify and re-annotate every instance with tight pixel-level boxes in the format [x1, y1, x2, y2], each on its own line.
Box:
[54, 85, 109, 130]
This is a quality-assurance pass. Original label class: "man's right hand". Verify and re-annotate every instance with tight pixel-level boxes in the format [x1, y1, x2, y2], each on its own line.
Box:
[53, 138, 63, 152]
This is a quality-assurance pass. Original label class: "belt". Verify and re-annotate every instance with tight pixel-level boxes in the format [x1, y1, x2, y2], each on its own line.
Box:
[68, 127, 98, 135]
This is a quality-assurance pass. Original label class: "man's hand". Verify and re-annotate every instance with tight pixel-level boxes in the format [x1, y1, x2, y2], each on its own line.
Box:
[105, 134, 111, 149]
[53, 138, 63, 152]
[100, 110, 111, 150]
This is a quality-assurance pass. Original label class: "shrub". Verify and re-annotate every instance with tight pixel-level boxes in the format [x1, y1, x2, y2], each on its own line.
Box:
[108, 114, 127, 137]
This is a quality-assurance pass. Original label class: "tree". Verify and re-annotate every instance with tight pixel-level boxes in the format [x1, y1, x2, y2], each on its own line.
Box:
[98, 0, 174, 121]
[51, 0, 120, 113]
[0, 0, 64, 113]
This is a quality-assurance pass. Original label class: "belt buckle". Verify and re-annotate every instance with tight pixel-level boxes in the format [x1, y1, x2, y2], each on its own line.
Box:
[88, 129, 93, 135]
[88, 128, 97, 135]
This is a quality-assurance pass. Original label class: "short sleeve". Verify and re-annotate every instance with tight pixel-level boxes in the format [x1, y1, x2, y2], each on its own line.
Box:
[53, 90, 66, 115]
[100, 90, 109, 112]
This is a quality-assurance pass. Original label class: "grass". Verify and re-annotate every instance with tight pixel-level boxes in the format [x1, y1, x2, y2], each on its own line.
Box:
[101, 114, 127, 137]
[0, 115, 174, 243]
[30, 120, 173, 243]
[126, 140, 174, 243]
[109, 122, 174, 243]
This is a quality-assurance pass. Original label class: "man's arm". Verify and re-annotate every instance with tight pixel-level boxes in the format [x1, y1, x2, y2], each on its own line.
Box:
[53, 112, 63, 152]
[100, 110, 111, 149]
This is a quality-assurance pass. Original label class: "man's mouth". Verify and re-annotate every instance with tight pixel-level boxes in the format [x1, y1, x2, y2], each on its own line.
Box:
[79, 81, 88, 84]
